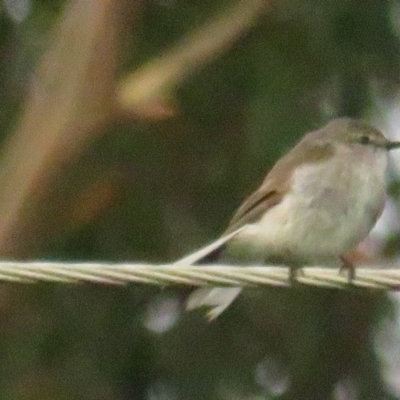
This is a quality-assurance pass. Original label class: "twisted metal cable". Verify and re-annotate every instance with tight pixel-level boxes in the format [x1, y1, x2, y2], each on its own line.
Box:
[0, 261, 398, 289]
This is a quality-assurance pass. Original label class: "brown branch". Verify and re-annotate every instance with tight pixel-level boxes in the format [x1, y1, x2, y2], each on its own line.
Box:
[117, 0, 272, 116]
[0, 0, 272, 257]
[0, 0, 131, 257]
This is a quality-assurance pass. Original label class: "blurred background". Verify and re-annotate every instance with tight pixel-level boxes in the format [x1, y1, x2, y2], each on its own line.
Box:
[1, 0, 400, 399]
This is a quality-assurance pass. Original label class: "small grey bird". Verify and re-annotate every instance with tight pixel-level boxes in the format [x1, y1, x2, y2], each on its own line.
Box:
[175, 118, 400, 320]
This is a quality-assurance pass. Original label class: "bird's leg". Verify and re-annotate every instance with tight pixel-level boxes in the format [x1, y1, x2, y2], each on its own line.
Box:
[339, 256, 356, 284]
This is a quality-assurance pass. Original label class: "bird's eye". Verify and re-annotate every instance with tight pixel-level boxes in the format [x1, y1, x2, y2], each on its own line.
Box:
[359, 135, 370, 145]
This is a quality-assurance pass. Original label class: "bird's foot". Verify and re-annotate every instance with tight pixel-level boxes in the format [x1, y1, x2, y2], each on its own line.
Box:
[289, 266, 304, 286]
[339, 256, 356, 284]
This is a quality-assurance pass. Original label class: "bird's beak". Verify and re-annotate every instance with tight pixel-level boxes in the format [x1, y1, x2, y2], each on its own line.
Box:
[386, 141, 400, 150]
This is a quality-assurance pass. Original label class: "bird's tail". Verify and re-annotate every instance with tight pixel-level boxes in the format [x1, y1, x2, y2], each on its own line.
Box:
[186, 287, 242, 320]
[174, 227, 245, 320]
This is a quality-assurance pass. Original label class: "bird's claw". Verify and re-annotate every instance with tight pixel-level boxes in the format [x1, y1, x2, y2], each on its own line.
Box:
[339, 256, 356, 284]
[289, 266, 304, 286]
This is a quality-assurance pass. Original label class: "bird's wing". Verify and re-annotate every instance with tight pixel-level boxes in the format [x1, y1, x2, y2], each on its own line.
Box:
[174, 176, 285, 266]
[225, 136, 335, 233]
[173, 186, 283, 266]
[225, 187, 284, 233]
[175, 132, 333, 265]
[173, 227, 246, 265]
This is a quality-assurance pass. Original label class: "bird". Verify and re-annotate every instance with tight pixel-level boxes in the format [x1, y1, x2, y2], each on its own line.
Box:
[175, 118, 400, 320]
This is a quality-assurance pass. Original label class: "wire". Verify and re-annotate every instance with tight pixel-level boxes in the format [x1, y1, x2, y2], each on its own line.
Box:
[0, 262, 396, 289]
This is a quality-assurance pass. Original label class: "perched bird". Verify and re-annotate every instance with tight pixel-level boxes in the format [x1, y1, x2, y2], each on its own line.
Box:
[175, 118, 400, 320]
